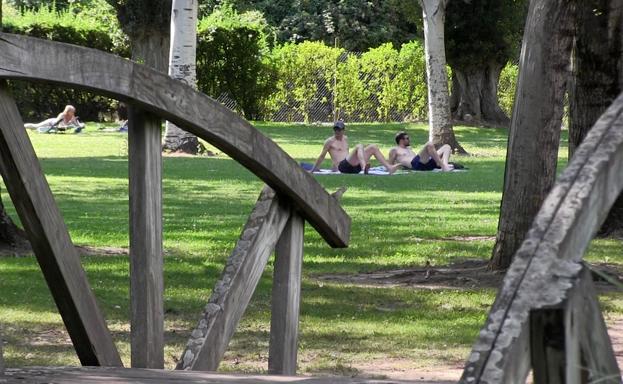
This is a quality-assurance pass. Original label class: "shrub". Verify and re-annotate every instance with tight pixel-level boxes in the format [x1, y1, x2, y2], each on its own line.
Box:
[396, 40, 428, 121]
[266, 42, 343, 123]
[498, 62, 518, 117]
[359, 43, 404, 121]
[265, 40, 430, 123]
[196, 5, 276, 120]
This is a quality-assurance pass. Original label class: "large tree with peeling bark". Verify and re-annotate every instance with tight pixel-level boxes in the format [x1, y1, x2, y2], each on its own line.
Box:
[489, 0, 576, 270]
[162, 0, 200, 154]
[418, 0, 465, 153]
[569, 0, 623, 236]
[106, 0, 171, 72]
[445, 0, 528, 128]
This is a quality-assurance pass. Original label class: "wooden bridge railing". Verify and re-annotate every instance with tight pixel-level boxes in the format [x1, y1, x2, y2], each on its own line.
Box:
[460, 92, 623, 383]
[0, 32, 351, 375]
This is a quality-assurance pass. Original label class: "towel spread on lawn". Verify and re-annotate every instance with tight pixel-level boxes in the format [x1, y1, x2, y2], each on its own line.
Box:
[300, 162, 466, 175]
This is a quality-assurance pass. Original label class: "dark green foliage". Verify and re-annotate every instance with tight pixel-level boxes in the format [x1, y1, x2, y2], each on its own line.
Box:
[195, 5, 275, 120]
[8, 0, 73, 12]
[104, 0, 171, 39]
[445, 0, 528, 68]
[199, 0, 420, 52]
[196, 26, 275, 120]
[198, 0, 294, 26]
[276, 0, 420, 51]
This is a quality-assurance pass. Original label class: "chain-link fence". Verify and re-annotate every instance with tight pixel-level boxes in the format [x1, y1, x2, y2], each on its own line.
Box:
[215, 46, 430, 123]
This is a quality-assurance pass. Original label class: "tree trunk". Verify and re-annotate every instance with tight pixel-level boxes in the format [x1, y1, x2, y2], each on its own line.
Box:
[450, 61, 511, 127]
[419, 0, 466, 154]
[131, 29, 170, 73]
[489, 0, 576, 270]
[0, 188, 28, 249]
[569, 0, 623, 236]
[163, 0, 200, 154]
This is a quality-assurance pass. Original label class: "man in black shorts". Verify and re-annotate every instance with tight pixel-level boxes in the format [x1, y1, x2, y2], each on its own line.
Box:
[388, 131, 453, 171]
[310, 121, 400, 174]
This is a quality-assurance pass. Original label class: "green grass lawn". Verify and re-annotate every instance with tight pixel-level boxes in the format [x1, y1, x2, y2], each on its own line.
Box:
[1, 122, 621, 377]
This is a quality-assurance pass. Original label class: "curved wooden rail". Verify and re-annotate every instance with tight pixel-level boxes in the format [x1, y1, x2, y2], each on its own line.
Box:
[460, 93, 623, 383]
[0, 33, 350, 248]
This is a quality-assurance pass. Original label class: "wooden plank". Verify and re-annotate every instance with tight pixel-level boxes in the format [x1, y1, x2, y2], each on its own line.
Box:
[128, 109, 164, 368]
[268, 210, 304, 375]
[530, 309, 566, 384]
[560, 269, 585, 384]
[0, 84, 122, 366]
[177, 186, 291, 371]
[3, 366, 451, 384]
[572, 268, 620, 383]
[0, 33, 350, 249]
[529, 267, 619, 384]
[460, 84, 623, 383]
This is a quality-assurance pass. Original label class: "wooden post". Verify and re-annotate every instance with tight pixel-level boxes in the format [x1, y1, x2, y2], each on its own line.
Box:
[0, 84, 121, 366]
[570, 268, 619, 383]
[530, 309, 566, 384]
[530, 267, 619, 384]
[128, 108, 164, 368]
[177, 186, 291, 371]
[269, 210, 304, 375]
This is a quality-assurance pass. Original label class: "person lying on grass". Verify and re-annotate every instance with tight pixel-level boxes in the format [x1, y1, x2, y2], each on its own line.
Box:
[388, 131, 454, 172]
[24, 105, 85, 134]
[310, 120, 400, 174]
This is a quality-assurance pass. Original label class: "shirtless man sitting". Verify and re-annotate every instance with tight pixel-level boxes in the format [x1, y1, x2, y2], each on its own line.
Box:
[388, 131, 453, 172]
[311, 121, 400, 174]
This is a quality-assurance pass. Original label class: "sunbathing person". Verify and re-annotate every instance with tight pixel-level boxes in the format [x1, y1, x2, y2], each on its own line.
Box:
[24, 105, 85, 133]
[310, 121, 400, 174]
[388, 131, 453, 172]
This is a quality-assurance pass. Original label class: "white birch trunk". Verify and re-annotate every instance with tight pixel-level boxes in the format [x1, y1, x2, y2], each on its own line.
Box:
[420, 0, 454, 145]
[163, 0, 200, 154]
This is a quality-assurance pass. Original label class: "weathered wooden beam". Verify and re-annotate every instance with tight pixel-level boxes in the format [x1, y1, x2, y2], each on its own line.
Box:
[530, 267, 619, 384]
[460, 85, 623, 383]
[177, 186, 290, 371]
[268, 210, 304, 375]
[128, 109, 164, 368]
[0, 84, 122, 367]
[0, 33, 350, 249]
[3, 366, 455, 383]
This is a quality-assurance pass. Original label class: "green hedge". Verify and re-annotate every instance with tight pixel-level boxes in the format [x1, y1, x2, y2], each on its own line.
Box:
[262, 40, 430, 122]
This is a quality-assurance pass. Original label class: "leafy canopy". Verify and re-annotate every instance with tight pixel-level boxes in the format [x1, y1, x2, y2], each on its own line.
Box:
[445, 0, 528, 68]
[200, 0, 421, 52]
